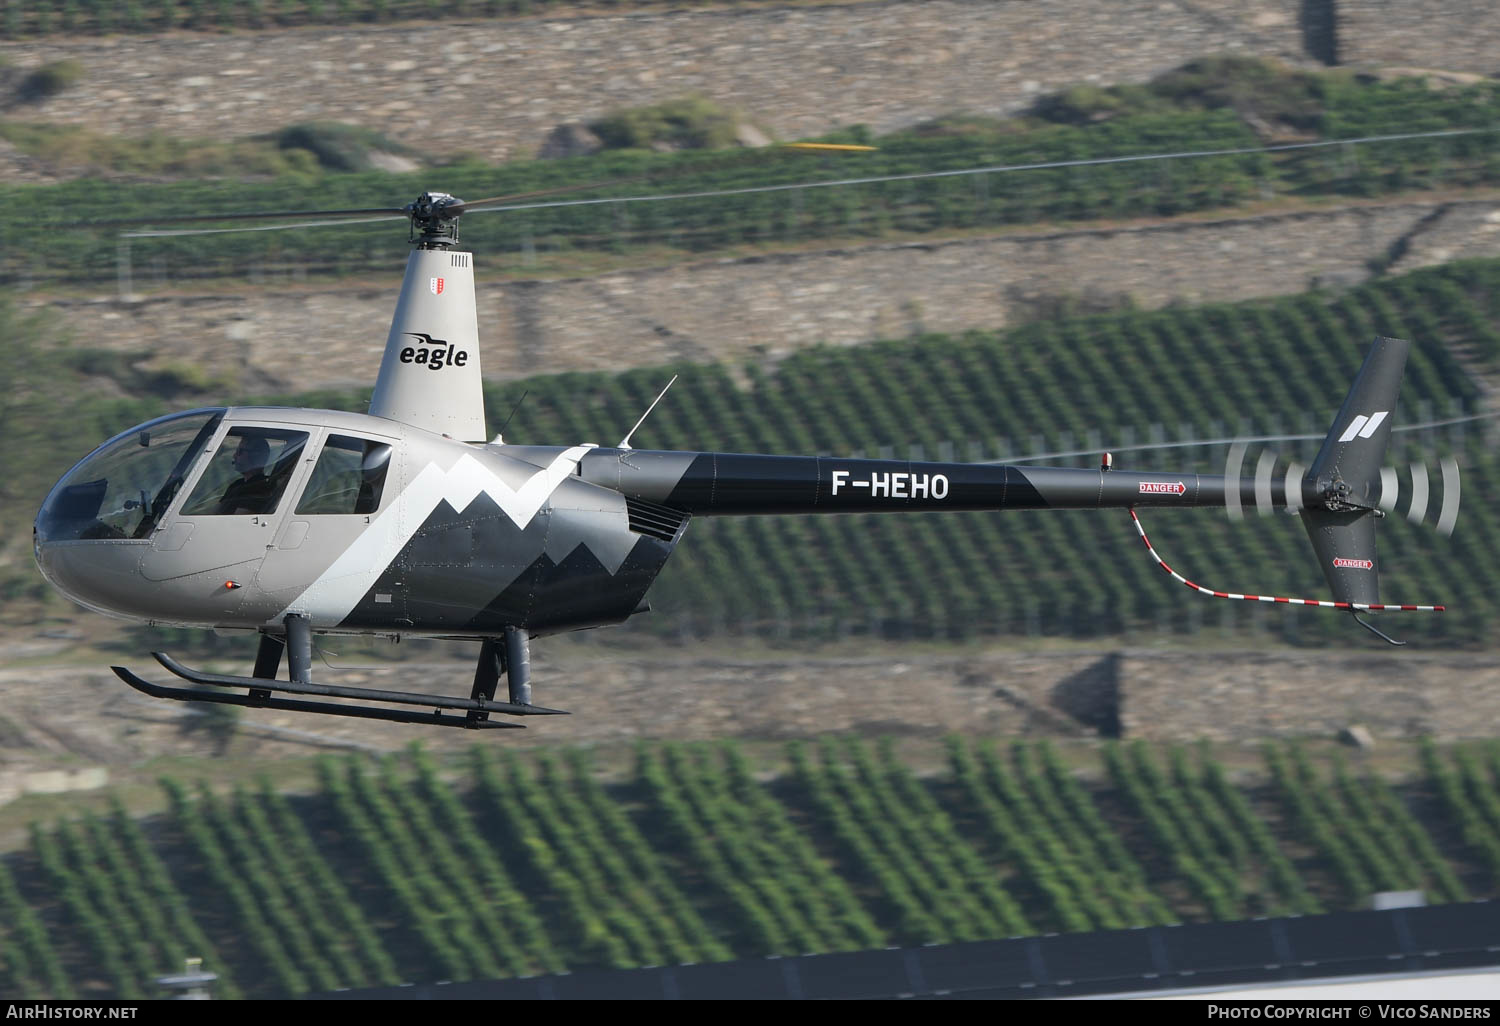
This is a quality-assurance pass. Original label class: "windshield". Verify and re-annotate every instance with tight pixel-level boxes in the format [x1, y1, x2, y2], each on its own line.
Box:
[35, 410, 224, 543]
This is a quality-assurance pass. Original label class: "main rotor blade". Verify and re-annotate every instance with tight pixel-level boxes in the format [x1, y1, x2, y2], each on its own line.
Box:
[456, 178, 657, 212]
[456, 142, 876, 214]
[120, 213, 407, 239]
[70, 206, 409, 229]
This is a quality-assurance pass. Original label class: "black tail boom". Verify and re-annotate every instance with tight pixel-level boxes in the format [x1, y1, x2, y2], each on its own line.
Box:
[596, 450, 1291, 516]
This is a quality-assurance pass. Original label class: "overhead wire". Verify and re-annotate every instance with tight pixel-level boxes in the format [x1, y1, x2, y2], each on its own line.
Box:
[991, 409, 1500, 464]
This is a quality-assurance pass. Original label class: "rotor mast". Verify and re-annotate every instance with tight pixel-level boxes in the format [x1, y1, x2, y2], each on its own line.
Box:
[367, 192, 488, 442]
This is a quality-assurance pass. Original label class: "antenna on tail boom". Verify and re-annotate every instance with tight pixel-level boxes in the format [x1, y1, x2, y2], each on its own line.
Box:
[618, 376, 679, 450]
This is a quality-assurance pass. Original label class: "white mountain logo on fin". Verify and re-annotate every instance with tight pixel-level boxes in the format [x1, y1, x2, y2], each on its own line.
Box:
[1337, 411, 1389, 442]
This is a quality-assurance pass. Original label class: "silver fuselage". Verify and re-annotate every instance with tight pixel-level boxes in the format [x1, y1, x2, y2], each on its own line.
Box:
[34, 407, 676, 637]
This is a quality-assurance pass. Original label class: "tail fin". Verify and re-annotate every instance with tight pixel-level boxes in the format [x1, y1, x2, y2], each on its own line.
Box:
[1302, 337, 1409, 631]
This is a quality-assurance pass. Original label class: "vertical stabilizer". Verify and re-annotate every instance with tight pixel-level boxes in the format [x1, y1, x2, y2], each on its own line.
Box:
[1305, 336, 1409, 510]
[1302, 336, 1409, 610]
[368, 248, 487, 442]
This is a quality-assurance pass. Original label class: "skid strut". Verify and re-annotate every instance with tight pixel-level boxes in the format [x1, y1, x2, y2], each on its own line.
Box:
[506, 627, 532, 706]
[465, 629, 536, 725]
[469, 638, 503, 726]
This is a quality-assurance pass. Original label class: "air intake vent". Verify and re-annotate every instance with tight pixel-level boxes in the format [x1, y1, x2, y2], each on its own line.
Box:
[626, 497, 690, 543]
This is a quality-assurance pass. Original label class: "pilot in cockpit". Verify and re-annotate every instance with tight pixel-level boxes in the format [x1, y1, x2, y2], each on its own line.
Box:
[214, 435, 275, 515]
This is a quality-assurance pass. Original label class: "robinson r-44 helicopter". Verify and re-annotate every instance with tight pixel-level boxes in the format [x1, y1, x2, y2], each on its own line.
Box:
[34, 192, 1449, 730]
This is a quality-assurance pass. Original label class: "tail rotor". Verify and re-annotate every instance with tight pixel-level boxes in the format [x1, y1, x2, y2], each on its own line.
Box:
[1376, 457, 1462, 537]
[1221, 444, 1461, 534]
[1161, 336, 1455, 644]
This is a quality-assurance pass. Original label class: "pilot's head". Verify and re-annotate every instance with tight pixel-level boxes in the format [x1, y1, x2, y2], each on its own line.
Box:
[232, 435, 271, 477]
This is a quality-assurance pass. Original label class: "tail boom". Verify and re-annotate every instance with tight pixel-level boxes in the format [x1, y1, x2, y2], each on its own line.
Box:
[581, 449, 1288, 516]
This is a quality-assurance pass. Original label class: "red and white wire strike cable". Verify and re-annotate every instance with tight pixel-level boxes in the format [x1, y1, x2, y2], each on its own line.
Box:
[1128, 508, 1444, 613]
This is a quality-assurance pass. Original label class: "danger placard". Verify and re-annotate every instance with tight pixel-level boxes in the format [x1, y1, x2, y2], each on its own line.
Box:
[1139, 481, 1187, 496]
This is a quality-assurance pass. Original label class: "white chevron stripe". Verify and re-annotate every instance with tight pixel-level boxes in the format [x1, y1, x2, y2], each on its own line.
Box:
[1337, 410, 1389, 443]
[1357, 410, 1388, 438]
[276, 445, 593, 626]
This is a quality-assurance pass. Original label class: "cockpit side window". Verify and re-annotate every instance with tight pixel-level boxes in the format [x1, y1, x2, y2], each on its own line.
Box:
[179, 427, 310, 516]
[295, 435, 393, 516]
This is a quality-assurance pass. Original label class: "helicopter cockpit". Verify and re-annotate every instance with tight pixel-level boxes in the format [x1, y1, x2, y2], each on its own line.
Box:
[35, 406, 402, 629]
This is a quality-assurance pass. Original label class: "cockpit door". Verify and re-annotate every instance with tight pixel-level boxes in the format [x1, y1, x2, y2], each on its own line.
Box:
[245, 430, 403, 627]
[140, 424, 314, 619]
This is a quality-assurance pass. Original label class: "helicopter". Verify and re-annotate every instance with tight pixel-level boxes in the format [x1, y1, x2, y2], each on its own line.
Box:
[33, 190, 1450, 731]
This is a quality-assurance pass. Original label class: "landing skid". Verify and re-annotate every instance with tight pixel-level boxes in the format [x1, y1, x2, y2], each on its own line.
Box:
[111, 619, 568, 731]
[114, 662, 527, 729]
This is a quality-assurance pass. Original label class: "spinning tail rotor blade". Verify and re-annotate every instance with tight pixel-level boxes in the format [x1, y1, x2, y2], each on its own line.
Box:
[1373, 459, 1462, 534]
[1436, 457, 1462, 537]
[1379, 466, 1399, 513]
[1283, 461, 1304, 513]
[1220, 449, 1460, 535]
[1224, 440, 1247, 521]
[1222, 445, 1304, 518]
[1407, 461, 1430, 526]
[1254, 448, 1277, 517]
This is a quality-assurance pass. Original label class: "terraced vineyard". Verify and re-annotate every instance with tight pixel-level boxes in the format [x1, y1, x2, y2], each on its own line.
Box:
[11, 72, 1500, 289]
[3, 737, 1497, 999]
[2, 0, 790, 36]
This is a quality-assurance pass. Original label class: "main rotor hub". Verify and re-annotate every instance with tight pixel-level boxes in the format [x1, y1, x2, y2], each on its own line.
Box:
[405, 191, 466, 249]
